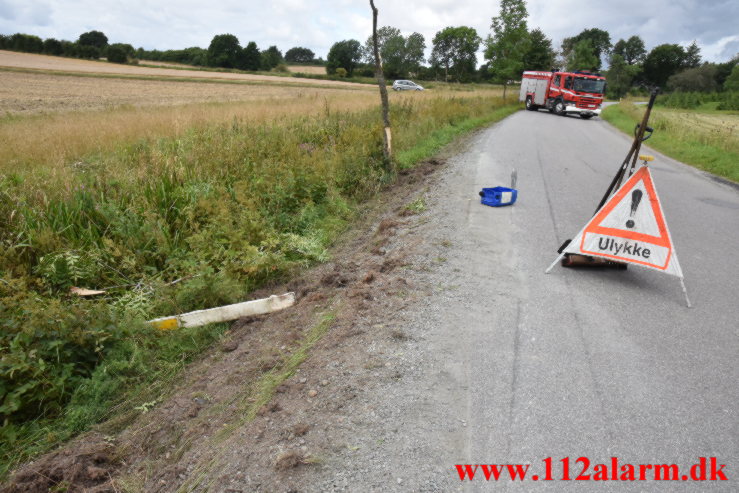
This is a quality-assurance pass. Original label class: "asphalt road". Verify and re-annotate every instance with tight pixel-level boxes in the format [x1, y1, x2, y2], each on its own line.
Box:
[310, 109, 738, 492]
[446, 108, 739, 490]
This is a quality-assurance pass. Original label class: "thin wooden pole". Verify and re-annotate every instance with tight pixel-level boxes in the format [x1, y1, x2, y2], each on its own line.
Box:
[369, 0, 393, 173]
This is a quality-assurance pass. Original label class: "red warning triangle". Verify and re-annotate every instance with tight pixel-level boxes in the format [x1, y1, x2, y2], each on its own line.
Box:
[564, 166, 683, 276]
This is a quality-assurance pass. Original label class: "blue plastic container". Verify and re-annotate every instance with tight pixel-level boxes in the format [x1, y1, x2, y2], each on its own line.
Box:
[479, 186, 518, 207]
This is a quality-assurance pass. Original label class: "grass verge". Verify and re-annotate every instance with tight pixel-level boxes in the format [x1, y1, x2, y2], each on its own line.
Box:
[396, 103, 521, 168]
[601, 101, 739, 183]
[0, 92, 517, 480]
[174, 312, 336, 492]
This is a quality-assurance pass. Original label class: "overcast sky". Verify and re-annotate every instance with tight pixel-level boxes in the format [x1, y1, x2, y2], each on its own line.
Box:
[1, 0, 737, 64]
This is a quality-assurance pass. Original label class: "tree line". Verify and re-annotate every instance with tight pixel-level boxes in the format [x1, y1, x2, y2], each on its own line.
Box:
[482, 0, 738, 97]
[0, 30, 320, 72]
[2, 0, 738, 94]
[138, 37, 322, 71]
[0, 31, 135, 63]
[326, 0, 737, 95]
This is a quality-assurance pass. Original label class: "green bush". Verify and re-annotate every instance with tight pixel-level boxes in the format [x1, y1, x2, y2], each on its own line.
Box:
[106, 45, 128, 64]
[724, 65, 739, 92]
[657, 90, 739, 110]
[658, 91, 708, 109]
[8, 33, 43, 53]
[0, 294, 117, 423]
[717, 91, 739, 110]
[42, 38, 63, 56]
[77, 44, 100, 59]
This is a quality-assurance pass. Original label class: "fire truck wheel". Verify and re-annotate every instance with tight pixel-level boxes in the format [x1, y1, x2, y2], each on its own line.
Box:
[525, 97, 536, 111]
[554, 100, 565, 116]
[580, 114, 594, 120]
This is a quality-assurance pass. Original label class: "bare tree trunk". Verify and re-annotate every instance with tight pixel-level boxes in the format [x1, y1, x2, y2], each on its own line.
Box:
[370, 0, 393, 173]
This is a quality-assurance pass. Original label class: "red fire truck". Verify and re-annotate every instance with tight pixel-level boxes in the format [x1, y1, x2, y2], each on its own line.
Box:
[519, 70, 606, 119]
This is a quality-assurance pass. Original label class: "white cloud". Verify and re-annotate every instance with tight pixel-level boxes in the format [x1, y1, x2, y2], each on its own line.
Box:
[0, 0, 736, 62]
[701, 35, 739, 62]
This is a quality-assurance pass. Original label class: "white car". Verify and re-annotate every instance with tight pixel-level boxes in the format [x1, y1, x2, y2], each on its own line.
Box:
[392, 80, 424, 91]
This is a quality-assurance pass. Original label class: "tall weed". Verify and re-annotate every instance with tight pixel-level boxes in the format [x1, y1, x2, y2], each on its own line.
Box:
[0, 92, 514, 476]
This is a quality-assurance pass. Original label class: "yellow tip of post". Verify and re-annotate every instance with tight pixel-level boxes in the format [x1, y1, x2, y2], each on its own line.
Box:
[639, 155, 654, 162]
[150, 317, 179, 330]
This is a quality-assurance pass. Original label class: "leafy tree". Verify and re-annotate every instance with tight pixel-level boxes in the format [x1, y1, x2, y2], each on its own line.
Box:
[362, 26, 401, 63]
[78, 45, 100, 59]
[361, 27, 425, 78]
[522, 28, 555, 70]
[607, 54, 634, 98]
[567, 39, 599, 71]
[207, 34, 242, 68]
[178, 47, 207, 66]
[111, 43, 134, 58]
[383, 32, 425, 78]
[668, 64, 717, 92]
[561, 28, 611, 70]
[284, 47, 315, 63]
[475, 62, 492, 81]
[404, 32, 426, 75]
[716, 55, 739, 88]
[9, 33, 43, 53]
[61, 40, 79, 57]
[485, 0, 529, 96]
[723, 63, 739, 91]
[683, 41, 701, 69]
[106, 45, 128, 64]
[326, 39, 362, 76]
[0, 34, 7, 49]
[135, 46, 207, 66]
[624, 36, 647, 65]
[43, 38, 63, 56]
[261, 45, 283, 70]
[78, 30, 108, 50]
[241, 41, 261, 70]
[643, 43, 686, 88]
[431, 26, 481, 82]
[612, 35, 646, 65]
[381, 33, 407, 78]
[612, 39, 626, 58]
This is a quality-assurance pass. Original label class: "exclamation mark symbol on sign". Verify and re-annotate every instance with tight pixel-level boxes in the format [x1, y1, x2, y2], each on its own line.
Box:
[625, 189, 643, 229]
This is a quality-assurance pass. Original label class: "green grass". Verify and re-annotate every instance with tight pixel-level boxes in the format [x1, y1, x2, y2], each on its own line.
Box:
[396, 103, 520, 168]
[602, 102, 739, 183]
[0, 92, 517, 480]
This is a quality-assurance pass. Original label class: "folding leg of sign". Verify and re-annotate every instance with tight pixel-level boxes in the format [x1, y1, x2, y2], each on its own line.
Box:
[546, 166, 691, 306]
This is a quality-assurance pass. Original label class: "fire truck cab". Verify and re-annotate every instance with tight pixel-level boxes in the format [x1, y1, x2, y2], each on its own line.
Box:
[519, 70, 606, 119]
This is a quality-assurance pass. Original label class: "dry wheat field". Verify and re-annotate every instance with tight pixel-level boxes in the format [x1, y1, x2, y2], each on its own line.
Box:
[0, 70, 372, 114]
[0, 50, 360, 86]
[287, 65, 327, 74]
[1, 49, 504, 173]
